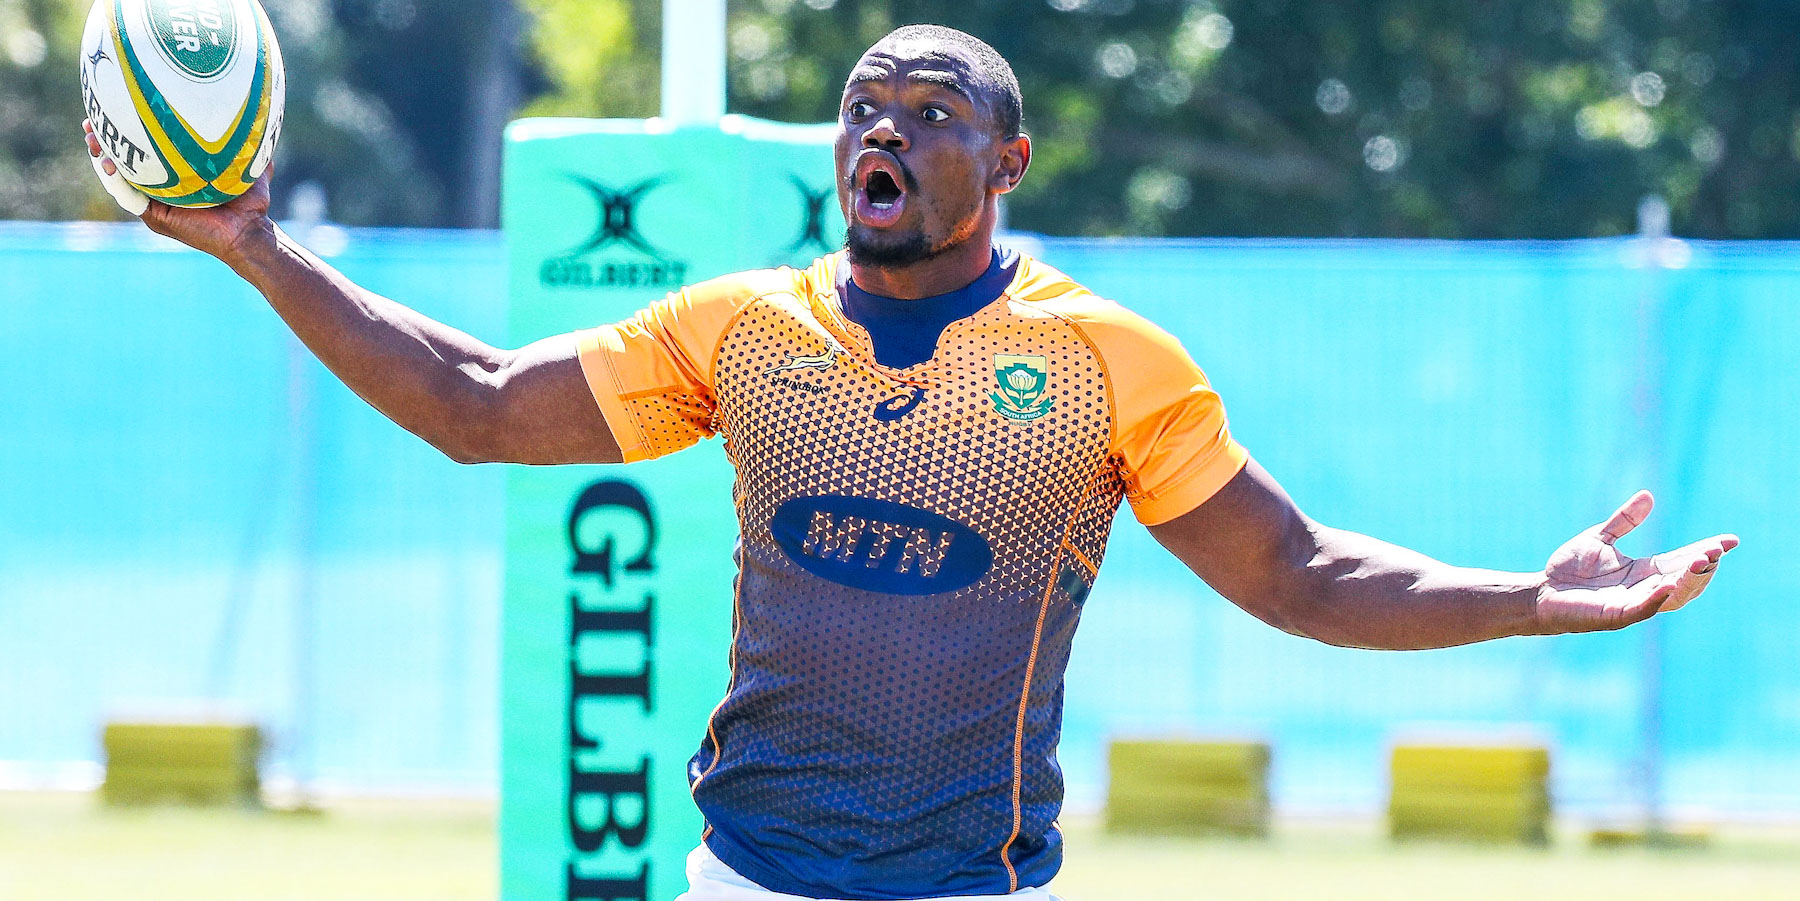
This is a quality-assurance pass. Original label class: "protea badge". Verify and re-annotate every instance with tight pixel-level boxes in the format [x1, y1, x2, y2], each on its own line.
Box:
[989, 354, 1054, 421]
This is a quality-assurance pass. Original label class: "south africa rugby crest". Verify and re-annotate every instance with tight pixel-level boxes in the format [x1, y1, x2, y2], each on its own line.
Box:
[989, 354, 1054, 421]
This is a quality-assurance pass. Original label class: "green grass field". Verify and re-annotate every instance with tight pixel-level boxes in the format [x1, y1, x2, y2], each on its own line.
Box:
[3, 792, 1798, 900]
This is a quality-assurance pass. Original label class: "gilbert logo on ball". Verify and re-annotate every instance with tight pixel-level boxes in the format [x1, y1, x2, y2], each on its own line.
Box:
[80, 0, 285, 208]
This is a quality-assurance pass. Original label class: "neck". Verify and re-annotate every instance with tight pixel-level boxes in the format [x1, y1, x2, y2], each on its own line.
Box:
[848, 213, 997, 300]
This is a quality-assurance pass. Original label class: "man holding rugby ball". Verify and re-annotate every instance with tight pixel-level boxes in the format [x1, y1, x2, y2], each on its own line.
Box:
[87, 25, 1735, 901]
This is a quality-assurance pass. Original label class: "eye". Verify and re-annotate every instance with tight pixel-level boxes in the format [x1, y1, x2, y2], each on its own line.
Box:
[921, 106, 951, 124]
[848, 100, 876, 119]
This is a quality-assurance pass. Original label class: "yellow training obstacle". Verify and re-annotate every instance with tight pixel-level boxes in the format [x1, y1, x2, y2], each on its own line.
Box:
[1387, 742, 1550, 845]
[101, 720, 262, 807]
[1105, 738, 1270, 837]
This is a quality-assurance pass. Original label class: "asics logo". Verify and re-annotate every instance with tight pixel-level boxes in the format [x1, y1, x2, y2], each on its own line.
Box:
[872, 388, 924, 422]
[764, 336, 844, 376]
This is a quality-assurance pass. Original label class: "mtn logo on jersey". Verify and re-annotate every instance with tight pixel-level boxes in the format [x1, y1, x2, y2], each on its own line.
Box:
[770, 495, 992, 595]
[990, 354, 1054, 421]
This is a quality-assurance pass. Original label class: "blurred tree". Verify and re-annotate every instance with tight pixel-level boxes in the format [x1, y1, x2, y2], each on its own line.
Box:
[263, 0, 455, 225]
[724, 0, 1800, 239]
[4, 0, 1798, 237]
[0, 0, 536, 226]
[0, 0, 107, 219]
[515, 0, 655, 119]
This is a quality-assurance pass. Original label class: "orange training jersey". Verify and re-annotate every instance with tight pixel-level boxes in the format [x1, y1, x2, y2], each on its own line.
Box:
[574, 251, 1248, 899]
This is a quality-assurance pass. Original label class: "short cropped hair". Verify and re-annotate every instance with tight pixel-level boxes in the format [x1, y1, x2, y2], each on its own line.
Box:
[880, 25, 1023, 138]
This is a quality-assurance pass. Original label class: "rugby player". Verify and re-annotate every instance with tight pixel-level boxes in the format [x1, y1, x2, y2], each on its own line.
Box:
[86, 24, 1736, 901]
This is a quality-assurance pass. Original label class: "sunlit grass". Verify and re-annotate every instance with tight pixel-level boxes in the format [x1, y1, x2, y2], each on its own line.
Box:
[0, 793, 494, 901]
[1055, 817, 1800, 901]
[4, 792, 1797, 901]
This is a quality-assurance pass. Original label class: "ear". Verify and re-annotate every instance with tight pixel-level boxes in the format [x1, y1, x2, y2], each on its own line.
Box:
[989, 133, 1031, 195]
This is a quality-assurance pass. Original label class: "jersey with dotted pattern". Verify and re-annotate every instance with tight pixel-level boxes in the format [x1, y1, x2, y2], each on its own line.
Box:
[575, 251, 1248, 900]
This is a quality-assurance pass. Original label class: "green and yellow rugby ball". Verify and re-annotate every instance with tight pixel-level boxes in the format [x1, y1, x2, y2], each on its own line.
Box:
[79, 0, 285, 208]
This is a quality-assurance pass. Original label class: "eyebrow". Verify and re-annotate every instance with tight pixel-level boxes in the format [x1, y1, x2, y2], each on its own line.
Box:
[846, 66, 891, 86]
[846, 66, 977, 105]
[906, 70, 976, 102]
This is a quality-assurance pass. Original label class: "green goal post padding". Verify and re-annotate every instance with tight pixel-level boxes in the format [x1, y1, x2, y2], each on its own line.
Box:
[500, 115, 842, 901]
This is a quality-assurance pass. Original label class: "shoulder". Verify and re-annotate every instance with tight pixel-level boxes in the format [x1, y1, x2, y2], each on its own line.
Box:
[1005, 254, 1191, 368]
[642, 254, 838, 334]
[673, 257, 828, 313]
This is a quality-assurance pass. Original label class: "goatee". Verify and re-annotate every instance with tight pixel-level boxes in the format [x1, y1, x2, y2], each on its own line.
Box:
[844, 225, 949, 268]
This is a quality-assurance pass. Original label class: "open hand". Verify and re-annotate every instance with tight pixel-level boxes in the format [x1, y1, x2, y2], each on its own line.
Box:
[83, 118, 273, 263]
[1535, 490, 1738, 633]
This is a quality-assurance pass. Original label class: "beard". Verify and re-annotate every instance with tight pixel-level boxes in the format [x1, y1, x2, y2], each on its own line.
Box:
[843, 159, 986, 268]
[843, 194, 983, 269]
[844, 223, 949, 268]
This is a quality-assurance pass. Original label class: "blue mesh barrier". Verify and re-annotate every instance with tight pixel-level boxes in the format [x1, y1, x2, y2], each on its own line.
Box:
[1041, 237, 1800, 817]
[1, 222, 1794, 816]
[0, 222, 505, 793]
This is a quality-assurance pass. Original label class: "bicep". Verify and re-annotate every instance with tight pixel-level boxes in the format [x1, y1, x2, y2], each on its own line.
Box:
[486, 334, 623, 465]
[1146, 459, 1319, 633]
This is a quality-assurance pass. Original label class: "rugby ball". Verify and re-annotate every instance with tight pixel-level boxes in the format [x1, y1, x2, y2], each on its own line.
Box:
[79, 0, 285, 208]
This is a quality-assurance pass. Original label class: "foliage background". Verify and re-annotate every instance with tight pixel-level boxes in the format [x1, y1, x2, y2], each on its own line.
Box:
[3, 0, 1796, 236]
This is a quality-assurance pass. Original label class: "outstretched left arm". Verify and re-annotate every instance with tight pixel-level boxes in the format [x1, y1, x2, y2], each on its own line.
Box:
[1148, 461, 1738, 650]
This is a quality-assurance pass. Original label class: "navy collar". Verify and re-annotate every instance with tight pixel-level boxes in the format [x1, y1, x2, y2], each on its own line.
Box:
[838, 248, 1020, 369]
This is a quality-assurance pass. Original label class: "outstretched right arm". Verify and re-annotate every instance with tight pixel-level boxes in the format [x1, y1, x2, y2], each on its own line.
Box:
[218, 218, 622, 465]
[86, 121, 621, 465]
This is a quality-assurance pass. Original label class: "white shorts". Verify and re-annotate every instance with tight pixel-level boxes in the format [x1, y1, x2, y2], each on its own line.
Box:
[674, 844, 1064, 901]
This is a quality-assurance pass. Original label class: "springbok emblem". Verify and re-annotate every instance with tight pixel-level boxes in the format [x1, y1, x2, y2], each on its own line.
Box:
[764, 336, 846, 376]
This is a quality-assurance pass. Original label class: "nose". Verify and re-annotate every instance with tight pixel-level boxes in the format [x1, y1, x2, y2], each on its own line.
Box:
[861, 115, 908, 152]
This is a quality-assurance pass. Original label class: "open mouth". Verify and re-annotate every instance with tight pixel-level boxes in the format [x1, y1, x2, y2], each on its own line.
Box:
[853, 152, 909, 227]
[865, 169, 902, 209]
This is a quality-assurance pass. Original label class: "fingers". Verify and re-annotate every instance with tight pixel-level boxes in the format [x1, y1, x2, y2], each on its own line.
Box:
[1619, 578, 1678, 628]
[1659, 560, 1718, 613]
[1637, 535, 1738, 616]
[81, 120, 118, 175]
[1651, 533, 1738, 575]
[81, 120, 149, 217]
[1596, 490, 1654, 545]
[1660, 537, 1738, 611]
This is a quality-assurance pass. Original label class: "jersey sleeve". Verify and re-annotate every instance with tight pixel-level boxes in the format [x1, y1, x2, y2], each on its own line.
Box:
[1081, 304, 1250, 526]
[572, 273, 765, 463]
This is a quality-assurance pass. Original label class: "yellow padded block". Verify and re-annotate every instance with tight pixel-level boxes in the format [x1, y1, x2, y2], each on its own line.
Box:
[1390, 745, 1549, 791]
[101, 764, 258, 806]
[103, 722, 260, 767]
[1108, 739, 1270, 787]
[1390, 799, 1550, 844]
[1106, 796, 1268, 835]
[1390, 790, 1549, 822]
[1388, 742, 1551, 845]
[1106, 739, 1271, 836]
[101, 721, 262, 807]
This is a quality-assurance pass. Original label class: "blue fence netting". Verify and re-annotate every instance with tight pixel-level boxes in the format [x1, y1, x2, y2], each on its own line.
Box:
[0, 222, 505, 794]
[2, 221, 1795, 816]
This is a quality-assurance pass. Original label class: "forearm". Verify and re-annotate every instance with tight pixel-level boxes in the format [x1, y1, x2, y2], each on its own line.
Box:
[1280, 522, 1543, 650]
[1155, 462, 1732, 652]
[223, 220, 508, 461]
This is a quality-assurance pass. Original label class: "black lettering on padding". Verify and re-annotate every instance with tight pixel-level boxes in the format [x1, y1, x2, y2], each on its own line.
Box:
[567, 759, 650, 852]
[566, 862, 649, 901]
[568, 480, 656, 588]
